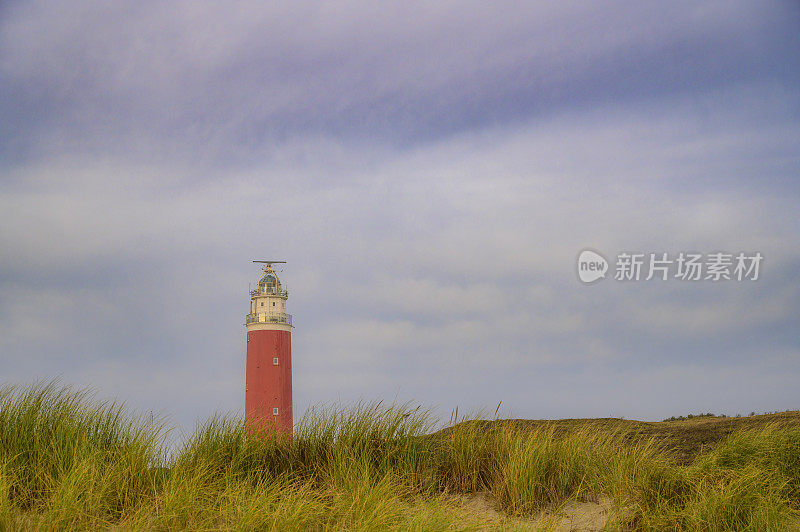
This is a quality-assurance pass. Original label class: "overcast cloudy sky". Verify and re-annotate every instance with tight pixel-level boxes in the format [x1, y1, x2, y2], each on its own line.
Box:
[1, 1, 798, 433]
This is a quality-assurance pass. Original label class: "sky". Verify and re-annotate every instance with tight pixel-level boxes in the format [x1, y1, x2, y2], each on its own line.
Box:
[1, 1, 799, 435]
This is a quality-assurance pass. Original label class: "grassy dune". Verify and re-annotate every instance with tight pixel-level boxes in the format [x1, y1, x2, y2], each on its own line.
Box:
[1, 383, 799, 530]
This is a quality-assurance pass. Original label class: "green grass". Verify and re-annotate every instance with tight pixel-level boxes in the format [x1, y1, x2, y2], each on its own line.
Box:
[1, 383, 798, 530]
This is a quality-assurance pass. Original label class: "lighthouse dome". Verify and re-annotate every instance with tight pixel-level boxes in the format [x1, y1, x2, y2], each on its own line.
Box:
[259, 273, 278, 286]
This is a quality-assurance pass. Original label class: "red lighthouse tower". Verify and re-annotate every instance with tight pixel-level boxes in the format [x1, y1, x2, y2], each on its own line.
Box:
[245, 261, 293, 434]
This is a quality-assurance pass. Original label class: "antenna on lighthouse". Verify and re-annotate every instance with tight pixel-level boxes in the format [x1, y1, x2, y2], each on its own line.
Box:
[253, 260, 286, 273]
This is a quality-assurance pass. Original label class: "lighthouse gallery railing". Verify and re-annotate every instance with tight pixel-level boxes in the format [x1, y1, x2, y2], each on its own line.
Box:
[245, 312, 292, 326]
[250, 286, 288, 297]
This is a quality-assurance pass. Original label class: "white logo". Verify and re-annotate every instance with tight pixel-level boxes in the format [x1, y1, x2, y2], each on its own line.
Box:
[577, 249, 608, 283]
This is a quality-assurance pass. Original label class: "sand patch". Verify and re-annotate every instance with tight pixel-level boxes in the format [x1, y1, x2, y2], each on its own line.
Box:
[534, 496, 613, 531]
[449, 492, 615, 531]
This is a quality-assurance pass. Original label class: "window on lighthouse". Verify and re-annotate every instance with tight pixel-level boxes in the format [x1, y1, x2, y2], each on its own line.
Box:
[273, 407, 279, 416]
[273, 357, 279, 365]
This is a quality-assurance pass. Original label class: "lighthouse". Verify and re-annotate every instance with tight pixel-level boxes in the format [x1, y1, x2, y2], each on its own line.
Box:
[245, 261, 293, 434]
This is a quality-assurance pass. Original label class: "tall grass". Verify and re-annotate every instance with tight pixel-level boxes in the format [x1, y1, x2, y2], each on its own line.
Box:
[0, 382, 798, 530]
[0, 382, 166, 527]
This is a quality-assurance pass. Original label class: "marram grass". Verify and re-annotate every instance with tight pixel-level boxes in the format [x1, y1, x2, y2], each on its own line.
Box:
[0, 383, 798, 530]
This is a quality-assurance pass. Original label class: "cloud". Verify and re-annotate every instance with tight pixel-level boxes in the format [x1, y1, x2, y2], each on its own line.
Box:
[2, 1, 797, 164]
